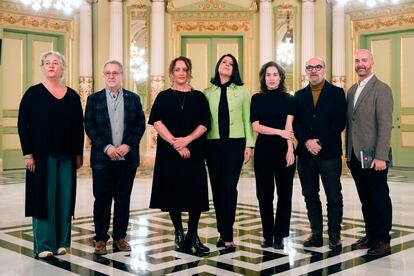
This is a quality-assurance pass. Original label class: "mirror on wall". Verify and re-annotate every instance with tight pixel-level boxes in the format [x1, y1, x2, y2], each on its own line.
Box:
[129, 7, 149, 111]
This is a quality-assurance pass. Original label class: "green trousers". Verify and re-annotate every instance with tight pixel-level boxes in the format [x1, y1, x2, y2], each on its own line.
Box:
[33, 154, 73, 255]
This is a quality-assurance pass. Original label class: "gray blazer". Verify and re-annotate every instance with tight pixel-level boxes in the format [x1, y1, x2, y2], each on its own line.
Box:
[346, 75, 393, 162]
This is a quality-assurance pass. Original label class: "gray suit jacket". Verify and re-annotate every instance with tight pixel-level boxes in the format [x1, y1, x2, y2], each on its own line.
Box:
[346, 75, 393, 162]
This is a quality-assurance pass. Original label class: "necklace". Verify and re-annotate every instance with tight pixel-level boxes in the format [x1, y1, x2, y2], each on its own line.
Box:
[173, 90, 189, 109]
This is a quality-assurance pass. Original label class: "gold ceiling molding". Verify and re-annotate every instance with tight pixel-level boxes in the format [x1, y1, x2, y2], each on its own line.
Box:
[199, 0, 225, 11]
[171, 11, 252, 21]
[0, 12, 72, 33]
[347, 2, 414, 20]
[174, 21, 251, 32]
[353, 13, 414, 32]
[135, 0, 146, 9]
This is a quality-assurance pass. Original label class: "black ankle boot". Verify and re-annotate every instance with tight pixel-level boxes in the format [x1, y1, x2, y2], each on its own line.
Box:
[186, 232, 210, 253]
[174, 229, 187, 251]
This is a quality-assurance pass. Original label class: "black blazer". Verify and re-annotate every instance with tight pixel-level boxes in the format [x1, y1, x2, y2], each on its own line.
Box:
[84, 89, 146, 169]
[293, 80, 346, 159]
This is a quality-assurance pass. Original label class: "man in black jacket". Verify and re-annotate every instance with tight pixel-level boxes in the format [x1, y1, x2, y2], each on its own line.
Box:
[293, 57, 346, 250]
[85, 60, 145, 255]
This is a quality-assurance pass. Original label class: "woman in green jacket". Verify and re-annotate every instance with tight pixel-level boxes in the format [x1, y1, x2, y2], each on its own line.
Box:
[204, 54, 254, 248]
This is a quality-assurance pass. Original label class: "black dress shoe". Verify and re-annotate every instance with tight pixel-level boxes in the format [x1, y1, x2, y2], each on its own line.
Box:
[260, 239, 273, 248]
[216, 238, 225, 247]
[186, 232, 210, 253]
[174, 230, 187, 251]
[351, 236, 374, 250]
[273, 237, 284, 249]
[329, 234, 342, 250]
[367, 241, 391, 256]
[303, 233, 323, 247]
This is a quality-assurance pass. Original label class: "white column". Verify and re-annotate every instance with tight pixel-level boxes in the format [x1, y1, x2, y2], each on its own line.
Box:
[150, 0, 165, 104]
[145, 0, 166, 158]
[109, 0, 123, 62]
[301, 0, 315, 87]
[331, 1, 346, 88]
[259, 0, 274, 66]
[79, 1, 93, 108]
[79, 1, 94, 159]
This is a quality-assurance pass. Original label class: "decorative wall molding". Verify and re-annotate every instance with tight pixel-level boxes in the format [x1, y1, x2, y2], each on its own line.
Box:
[331, 76, 346, 88]
[353, 13, 414, 32]
[173, 20, 251, 32]
[346, 2, 414, 20]
[199, 0, 225, 11]
[79, 76, 93, 108]
[171, 11, 253, 20]
[79, 76, 93, 150]
[150, 75, 165, 105]
[0, 12, 72, 34]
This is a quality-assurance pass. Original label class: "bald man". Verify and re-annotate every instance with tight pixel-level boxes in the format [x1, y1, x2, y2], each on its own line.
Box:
[293, 57, 346, 250]
[346, 49, 393, 256]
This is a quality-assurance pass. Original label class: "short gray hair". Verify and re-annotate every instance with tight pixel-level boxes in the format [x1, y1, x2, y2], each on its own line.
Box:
[40, 51, 67, 75]
[104, 60, 124, 73]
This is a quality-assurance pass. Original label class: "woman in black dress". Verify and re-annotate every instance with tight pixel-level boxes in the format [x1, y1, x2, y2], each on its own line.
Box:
[148, 56, 210, 253]
[250, 61, 295, 249]
[18, 51, 84, 258]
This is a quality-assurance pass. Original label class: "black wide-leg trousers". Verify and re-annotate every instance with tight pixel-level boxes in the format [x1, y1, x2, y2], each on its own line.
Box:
[206, 138, 245, 242]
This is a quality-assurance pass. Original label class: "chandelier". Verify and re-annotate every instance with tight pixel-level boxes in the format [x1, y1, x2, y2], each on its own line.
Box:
[337, 0, 399, 8]
[130, 41, 149, 84]
[21, 0, 83, 14]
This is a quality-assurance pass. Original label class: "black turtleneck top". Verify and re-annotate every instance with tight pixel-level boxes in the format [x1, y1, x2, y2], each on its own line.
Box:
[218, 81, 232, 139]
[250, 88, 296, 145]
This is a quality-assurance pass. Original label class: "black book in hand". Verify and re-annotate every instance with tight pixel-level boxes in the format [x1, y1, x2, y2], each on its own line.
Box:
[360, 149, 374, 169]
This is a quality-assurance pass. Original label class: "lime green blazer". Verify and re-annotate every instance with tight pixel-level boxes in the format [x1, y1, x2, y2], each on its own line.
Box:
[203, 83, 254, 148]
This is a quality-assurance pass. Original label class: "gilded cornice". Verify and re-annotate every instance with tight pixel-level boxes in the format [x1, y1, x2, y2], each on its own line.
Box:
[0, 11, 72, 34]
[199, 0, 225, 11]
[346, 2, 414, 20]
[353, 13, 414, 32]
[131, 8, 148, 18]
[249, 0, 258, 11]
[173, 20, 250, 32]
[171, 11, 252, 20]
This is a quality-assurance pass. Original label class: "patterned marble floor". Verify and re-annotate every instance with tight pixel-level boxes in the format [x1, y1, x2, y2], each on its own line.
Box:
[1, 168, 414, 275]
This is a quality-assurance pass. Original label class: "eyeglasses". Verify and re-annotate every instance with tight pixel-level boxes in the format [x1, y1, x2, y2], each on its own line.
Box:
[104, 71, 121, 77]
[44, 61, 60, 67]
[305, 65, 324, 71]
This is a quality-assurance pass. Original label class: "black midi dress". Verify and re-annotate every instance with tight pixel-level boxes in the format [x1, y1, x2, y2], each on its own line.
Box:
[148, 88, 211, 211]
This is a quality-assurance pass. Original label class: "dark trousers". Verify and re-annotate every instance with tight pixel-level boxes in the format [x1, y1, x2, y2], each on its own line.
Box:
[254, 144, 295, 240]
[33, 154, 73, 254]
[206, 139, 245, 242]
[350, 151, 392, 243]
[297, 155, 343, 235]
[92, 161, 136, 242]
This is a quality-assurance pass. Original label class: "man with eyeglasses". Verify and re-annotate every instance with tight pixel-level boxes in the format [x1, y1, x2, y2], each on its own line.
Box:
[85, 60, 146, 255]
[293, 57, 346, 250]
[346, 49, 393, 256]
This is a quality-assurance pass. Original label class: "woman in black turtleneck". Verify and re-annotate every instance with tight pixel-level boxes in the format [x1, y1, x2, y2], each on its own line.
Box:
[250, 61, 296, 249]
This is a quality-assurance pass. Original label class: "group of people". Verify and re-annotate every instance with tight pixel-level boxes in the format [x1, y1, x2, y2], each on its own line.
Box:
[18, 49, 393, 259]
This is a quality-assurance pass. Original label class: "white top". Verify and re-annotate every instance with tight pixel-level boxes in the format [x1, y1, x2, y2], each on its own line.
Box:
[354, 74, 374, 107]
